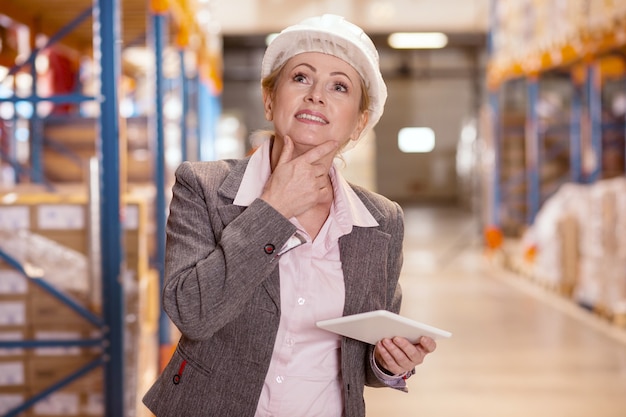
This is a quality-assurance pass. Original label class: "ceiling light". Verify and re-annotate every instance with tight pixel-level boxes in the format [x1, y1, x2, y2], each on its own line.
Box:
[398, 127, 435, 153]
[388, 32, 448, 49]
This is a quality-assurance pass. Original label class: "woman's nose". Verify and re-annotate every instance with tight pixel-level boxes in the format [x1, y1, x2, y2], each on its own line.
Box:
[305, 85, 325, 104]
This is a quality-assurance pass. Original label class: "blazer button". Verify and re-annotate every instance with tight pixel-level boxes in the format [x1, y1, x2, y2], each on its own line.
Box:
[264, 244, 275, 255]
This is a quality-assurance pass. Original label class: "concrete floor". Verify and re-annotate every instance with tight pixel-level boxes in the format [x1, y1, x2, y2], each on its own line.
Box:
[364, 204, 626, 417]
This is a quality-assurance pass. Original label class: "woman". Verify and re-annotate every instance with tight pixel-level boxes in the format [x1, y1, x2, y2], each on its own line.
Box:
[143, 14, 437, 417]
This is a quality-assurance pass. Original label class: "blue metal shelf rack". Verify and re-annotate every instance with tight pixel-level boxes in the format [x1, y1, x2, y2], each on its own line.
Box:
[0, 1, 126, 416]
[487, 67, 615, 235]
[486, 0, 626, 235]
[0, 248, 105, 417]
[0, 0, 217, 414]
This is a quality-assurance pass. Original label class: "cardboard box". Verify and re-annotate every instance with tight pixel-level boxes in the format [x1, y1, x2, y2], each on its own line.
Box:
[0, 326, 28, 358]
[29, 323, 98, 357]
[0, 387, 29, 416]
[25, 391, 103, 417]
[0, 205, 31, 230]
[32, 230, 88, 257]
[28, 285, 95, 327]
[0, 299, 28, 326]
[28, 354, 102, 392]
[27, 390, 81, 416]
[0, 358, 27, 388]
[0, 269, 29, 295]
[81, 392, 104, 416]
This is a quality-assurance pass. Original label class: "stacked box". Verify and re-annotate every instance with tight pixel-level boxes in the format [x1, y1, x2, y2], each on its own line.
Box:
[575, 256, 626, 316]
[574, 179, 623, 314]
[546, 178, 626, 318]
[597, 178, 626, 317]
[0, 325, 27, 358]
[0, 186, 157, 417]
[0, 272, 102, 417]
[530, 0, 551, 54]
[0, 268, 29, 326]
[0, 267, 30, 416]
[600, 257, 626, 316]
[588, 0, 618, 30]
[611, 178, 626, 259]
[123, 199, 149, 283]
[41, 116, 152, 184]
[134, 269, 160, 417]
[0, 187, 152, 308]
[548, 0, 573, 48]
[574, 256, 603, 308]
[25, 392, 103, 417]
[493, 0, 529, 62]
[28, 285, 94, 328]
[27, 354, 103, 417]
[556, 214, 579, 297]
[489, 0, 624, 83]
[0, 388, 28, 417]
[525, 183, 586, 291]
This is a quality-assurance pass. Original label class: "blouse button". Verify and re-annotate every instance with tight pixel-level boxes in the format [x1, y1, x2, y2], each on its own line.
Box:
[297, 297, 305, 305]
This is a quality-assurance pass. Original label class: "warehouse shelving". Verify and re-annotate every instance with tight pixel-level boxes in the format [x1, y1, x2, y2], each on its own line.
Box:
[486, 0, 626, 329]
[0, 2, 126, 414]
[0, 0, 220, 416]
[490, 58, 626, 231]
[487, 0, 626, 234]
[0, 247, 105, 417]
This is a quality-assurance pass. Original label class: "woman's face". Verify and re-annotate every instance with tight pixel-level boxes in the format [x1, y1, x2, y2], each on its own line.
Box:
[264, 52, 368, 153]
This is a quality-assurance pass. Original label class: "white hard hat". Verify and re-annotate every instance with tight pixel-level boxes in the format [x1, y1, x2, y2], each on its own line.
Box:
[261, 14, 387, 141]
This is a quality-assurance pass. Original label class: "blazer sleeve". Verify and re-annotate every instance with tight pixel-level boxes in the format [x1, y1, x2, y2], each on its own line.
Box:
[161, 161, 297, 340]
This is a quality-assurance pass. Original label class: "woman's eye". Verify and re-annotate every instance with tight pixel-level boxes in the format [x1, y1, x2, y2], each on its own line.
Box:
[334, 82, 348, 93]
[293, 73, 307, 83]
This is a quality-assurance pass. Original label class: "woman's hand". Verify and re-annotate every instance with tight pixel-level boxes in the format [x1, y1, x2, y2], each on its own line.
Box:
[261, 135, 338, 219]
[374, 336, 437, 376]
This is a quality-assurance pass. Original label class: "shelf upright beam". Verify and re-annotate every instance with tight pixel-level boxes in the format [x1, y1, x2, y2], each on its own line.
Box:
[180, 49, 189, 162]
[9, 95, 18, 184]
[93, 0, 125, 415]
[586, 63, 602, 183]
[570, 79, 583, 183]
[488, 90, 501, 228]
[486, 0, 502, 230]
[28, 43, 43, 183]
[176, 26, 190, 162]
[194, 73, 202, 161]
[150, 0, 171, 367]
[525, 76, 541, 225]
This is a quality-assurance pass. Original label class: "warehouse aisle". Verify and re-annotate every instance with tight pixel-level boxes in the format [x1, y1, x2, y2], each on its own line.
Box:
[364, 204, 626, 417]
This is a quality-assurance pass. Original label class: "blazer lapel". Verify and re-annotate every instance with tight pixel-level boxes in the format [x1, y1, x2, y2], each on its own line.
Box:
[340, 226, 391, 316]
[216, 158, 248, 224]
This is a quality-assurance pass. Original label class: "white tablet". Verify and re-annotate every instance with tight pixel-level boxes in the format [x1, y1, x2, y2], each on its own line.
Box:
[316, 310, 452, 345]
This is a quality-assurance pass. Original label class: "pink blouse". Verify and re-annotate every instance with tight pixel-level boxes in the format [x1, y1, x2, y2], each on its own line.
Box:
[234, 138, 382, 417]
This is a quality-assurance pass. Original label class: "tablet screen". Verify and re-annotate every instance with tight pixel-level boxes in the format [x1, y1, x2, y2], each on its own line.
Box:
[316, 310, 452, 345]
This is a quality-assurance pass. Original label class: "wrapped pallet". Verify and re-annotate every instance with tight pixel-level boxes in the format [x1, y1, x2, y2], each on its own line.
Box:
[521, 182, 587, 292]
[573, 177, 626, 321]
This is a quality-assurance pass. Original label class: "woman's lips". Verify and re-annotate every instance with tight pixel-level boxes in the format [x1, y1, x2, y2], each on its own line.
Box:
[295, 110, 328, 124]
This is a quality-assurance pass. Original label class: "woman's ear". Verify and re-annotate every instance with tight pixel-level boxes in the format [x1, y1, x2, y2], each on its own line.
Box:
[350, 111, 369, 142]
[263, 91, 273, 121]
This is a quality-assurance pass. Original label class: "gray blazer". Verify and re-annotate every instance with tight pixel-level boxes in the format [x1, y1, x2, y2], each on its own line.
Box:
[143, 157, 405, 417]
